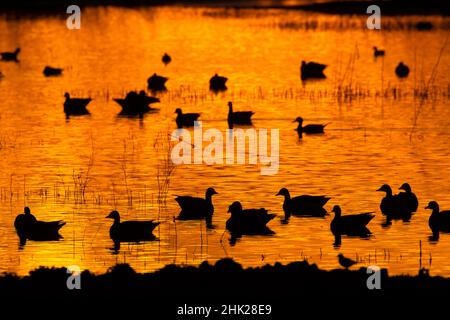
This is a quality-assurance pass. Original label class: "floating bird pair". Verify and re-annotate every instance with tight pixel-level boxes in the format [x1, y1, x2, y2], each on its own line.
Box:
[377, 183, 418, 217]
[114, 90, 160, 117]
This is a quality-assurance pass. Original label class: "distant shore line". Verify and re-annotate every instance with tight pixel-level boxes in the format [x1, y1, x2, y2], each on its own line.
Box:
[0, 1, 448, 16]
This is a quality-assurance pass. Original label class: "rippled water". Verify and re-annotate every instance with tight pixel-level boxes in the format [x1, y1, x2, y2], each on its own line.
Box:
[0, 6, 449, 276]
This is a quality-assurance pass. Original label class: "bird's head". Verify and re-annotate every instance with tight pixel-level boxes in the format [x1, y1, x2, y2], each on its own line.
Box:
[425, 201, 439, 211]
[227, 201, 243, 214]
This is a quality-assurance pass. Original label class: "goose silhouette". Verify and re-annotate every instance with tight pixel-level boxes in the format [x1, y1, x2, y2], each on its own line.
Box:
[276, 188, 329, 218]
[300, 60, 327, 80]
[294, 117, 328, 136]
[106, 211, 159, 242]
[226, 201, 275, 236]
[227, 101, 254, 127]
[425, 201, 450, 240]
[175, 187, 218, 227]
[43, 66, 63, 77]
[209, 74, 228, 92]
[14, 207, 65, 241]
[0, 48, 20, 61]
[395, 62, 409, 78]
[162, 53, 172, 65]
[147, 73, 168, 91]
[330, 205, 374, 236]
[397, 183, 418, 213]
[63, 92, 91, 116]
[114, 90, 160, 116]
[377, 184, 414, 217]
[373, 47, 385, 57]
[175, 108, 201, 128]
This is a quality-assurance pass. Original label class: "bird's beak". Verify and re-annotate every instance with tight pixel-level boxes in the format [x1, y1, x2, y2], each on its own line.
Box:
[276, 191, 281, 196]
[399, 186, 405, 191]
[376, 187, 383, 191]
[106, 213, 112, 219]
[425, 205, 430, 209]
[213, 190, 218, 195]
[292, 120, 297, 123]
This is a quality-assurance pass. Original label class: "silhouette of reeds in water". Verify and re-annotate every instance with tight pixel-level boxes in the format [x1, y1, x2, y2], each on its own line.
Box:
[153, 128, 176, 209]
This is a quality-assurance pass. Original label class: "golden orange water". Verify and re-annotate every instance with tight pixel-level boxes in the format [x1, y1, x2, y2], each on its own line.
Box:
[0, 6, 449, 276]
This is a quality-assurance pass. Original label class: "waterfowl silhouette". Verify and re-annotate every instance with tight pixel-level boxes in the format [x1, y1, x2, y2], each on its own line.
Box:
[294, 117, 328, 136]
[43, 66, 63, 77]
[114, 90, 160, 116]
[14, 207, 65, 241]
[106, 211, 159, 242]
[209, 73, 228, 92]
[276, 188, 329, 218]
[227, 101, 254, 127]
[338, 253, 357, 269]
[176, 187, 218, 226]
[0, 48, 20, 61]
[373, 47, 385, 57]
[300, 60, 327, 80]
[376, 184, 403, 216]
[226, 201, 275, 236]
[395, 62, 409, 78]
[425, 201, 450, 240]
[330, 205, 374, 236]
[397, 183, 418, 213]
[147, 73, 168, 91]
[175, 108, 200, 128]
[162, 53, 171, 65]
[63, 92, 91, 116]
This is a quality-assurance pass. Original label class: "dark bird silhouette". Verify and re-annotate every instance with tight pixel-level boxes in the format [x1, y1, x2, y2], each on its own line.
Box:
[0, 48, 20, 61]
[63, 92, 91, 116]
[426, 201, 450, 240]
[395, 62, 410, 78]
[300, 60, 327, 80]
[226, 201, 275, 235]
[338, 253, 357, 269]
[276, 187, 329, 218]
[227, 101, 254, 127]
[147, 73, 168, 91]
[209, 73, 228, 92]
[175, 108, 200, 128]
[114, 90, 160, 116]
[43, 66, 63, 77]
[162, 53, 172, 65]
[330, 205, 374, 236]
[294, 117, 328, 136]
[175, 187, 218, 227]
[106, 210, 159, 242]
[373, 47, 385, 57]
[14, 207, 65, 241]
[377, 184, 402, 216]
[397, 183, 418, 213]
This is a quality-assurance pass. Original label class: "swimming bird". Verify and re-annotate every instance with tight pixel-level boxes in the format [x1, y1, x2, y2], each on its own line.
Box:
[43, 66, 63, 77]
[425, 201, 450, 239]
[294, 117, 328, 135]
[226, 201, 276, 235]
[114, 90, 160, 116]
[209, 74, 228, 92]
[175, 188, 218, 226]
[147, 73, 168, 91]
[330, 205, 374, 236]
[227, 101, 254, 127]
[397, 183, 418, 213]
[376, 184, 403, 216]
[162, 53, 171, 65]
[276, 187, 329, 218]
[300, 60, 327, 80]
[373, 47, 385, 57]
[14, 207, 65, 241]
[0, 48, 20, 61]
[175, 108, 200, 128]
[63, 92, 91, 116]
[337, 253, 357, 269]
[395, 62, 410, 78]
[106, 210, 159, 242]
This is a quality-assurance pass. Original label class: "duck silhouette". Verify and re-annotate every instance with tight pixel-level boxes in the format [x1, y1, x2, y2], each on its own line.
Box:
[0, 48, 20, 61]
[227, 101, 254, 127]
[300, 60, 327, 80]
[209, 73, 228, 92]
[162, 53, 171, 65]
[114, 90, 160, 116]
[395, 62, 410, 78]
[338, 253, 357, 269]
[175, 187, 218, 227]
[147, 73, 168, 91]
[63, 92, 91, 116]
[373, 47, 385, 57]
[175, 108, 201, 128]
[397, 183, 418, 213]
[106, 210, 159, 243]
[330, 205, 374, 236]
[425, 201, 450, 240]
[43, 66, 63, 77]
[14, 207, 65, 241]
[226, 201, 275, 236]
[276, 188, 329, 219]
[377, 184, 413, 218]
[294, 117, 328, 136]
